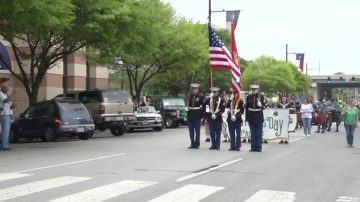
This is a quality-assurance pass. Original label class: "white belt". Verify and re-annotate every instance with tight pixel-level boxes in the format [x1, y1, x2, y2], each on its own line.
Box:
[249, 108, 261, 112]
[189, 107, 201, 110]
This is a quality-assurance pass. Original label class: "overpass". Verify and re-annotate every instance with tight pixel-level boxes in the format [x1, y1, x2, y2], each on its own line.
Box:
[310, 73, 360, 103]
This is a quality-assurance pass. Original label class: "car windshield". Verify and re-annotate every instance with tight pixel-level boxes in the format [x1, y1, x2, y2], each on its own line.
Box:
[56, 101, 91, 121]
[162, 98, 185, 107]
[102, 90, 132, 103]
[137, 106, 156, 114]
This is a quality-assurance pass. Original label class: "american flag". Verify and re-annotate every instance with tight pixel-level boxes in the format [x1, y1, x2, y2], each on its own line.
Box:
[209, 25, 242, 97]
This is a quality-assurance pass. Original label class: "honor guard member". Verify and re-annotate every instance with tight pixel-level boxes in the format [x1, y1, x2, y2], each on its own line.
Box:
[186, 83, 204, 149]
[227, 88, 244, 151]
[246, 84, 265, 152]
[205, 87, 225, 150]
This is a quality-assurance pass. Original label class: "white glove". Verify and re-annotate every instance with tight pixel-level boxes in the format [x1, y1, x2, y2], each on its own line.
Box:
[257, 101, 262, 107]
[231, 115, 236, 121]
[209, 93, 213, 99]
[185, 107, 189, 112]
[211, 114, 216, 120]
[206, 105, 210, 113]
[230, 94, 234, 101]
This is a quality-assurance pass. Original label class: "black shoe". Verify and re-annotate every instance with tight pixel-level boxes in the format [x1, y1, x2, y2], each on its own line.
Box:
[264, 140, 268, 144]
[215, 147, 220, 150]
[256, 149, 262, 152]
[0, 147, 11, 151]
[205, 138, 210, 142]
[279, 140, 284, 144]
[242, 139, 247, 143]
[284, 141, 289, 144]
[235, 148, 241, 151]
[247, 139, 251, 143]
[228, 148, 235, 151]
[315, 131, 320, 133]
[194, 146, 200, 149]
[321, 131, 325, 133]
[249, 149, 257, 152]
[188, 146, 195, 149]
[223, 140, 228, 143]
[335, 130, 339, 132]
[209, 147, 216, 150]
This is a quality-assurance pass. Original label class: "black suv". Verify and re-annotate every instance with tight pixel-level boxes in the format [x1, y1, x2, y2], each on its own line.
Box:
[155, 98, 187, 128]
[11, 99, 95, 143]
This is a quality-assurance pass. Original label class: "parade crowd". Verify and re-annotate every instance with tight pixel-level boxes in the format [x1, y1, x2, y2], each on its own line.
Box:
[186, 83, 360, 152]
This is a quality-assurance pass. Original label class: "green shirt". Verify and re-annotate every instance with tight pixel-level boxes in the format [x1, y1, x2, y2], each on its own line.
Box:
[342, 107, 360, 125]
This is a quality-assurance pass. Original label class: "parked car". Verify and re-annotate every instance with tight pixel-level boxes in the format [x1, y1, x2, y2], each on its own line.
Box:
[127, 106, 163, 132]
[10, 99, 95, 143]
[55, 89, 135, 136]
[155, 98, 187, 128]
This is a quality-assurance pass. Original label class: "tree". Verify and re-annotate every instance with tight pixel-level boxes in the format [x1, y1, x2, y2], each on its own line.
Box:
[242, 55, 311, 96]
[0, 0, 134, 105]
[111, 0, 208, 100]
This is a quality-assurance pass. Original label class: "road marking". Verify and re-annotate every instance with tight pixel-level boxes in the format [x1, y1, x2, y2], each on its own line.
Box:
[14, 153, 126, 173]
[50, 180, 158, 202]
[0, 176, 90, 201]
[0, 173, 32, 182]
[290, 137, 305, 142]
[148, 184, 224, 202]
[244, 190, 296, 202]
[337, 196, 360, 202]
[176, 158, 243, 182]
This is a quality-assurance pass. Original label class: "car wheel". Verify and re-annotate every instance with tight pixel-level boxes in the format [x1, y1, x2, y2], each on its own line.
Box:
[97, 125, 107, 132]
[110, 123, 126, 136]
[128, 128, 135, 133]
[165, 117, 174, 128]
[42, 127, 58, 142]
[9, 131, 19, 143]
[154, 126, 163, 131]
[78, 133, 91, 140]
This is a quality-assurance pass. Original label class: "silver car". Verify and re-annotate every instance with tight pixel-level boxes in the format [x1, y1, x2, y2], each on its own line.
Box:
[127, 106, 163, 132]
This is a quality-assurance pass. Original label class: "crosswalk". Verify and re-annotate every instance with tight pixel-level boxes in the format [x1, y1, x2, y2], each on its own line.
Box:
[0, 172, 358, 202]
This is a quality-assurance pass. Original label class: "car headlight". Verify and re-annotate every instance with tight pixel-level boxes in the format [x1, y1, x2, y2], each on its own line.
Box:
[156, 117, 162, 121]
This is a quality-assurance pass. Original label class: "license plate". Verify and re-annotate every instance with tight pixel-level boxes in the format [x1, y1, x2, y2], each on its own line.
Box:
[76, 127, 85, 132]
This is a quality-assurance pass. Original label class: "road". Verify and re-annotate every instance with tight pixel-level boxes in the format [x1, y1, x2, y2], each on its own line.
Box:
[0, 125, 359, 202]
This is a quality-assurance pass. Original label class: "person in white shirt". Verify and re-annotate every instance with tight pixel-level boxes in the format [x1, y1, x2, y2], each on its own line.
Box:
[300, 97, 314, 136]
[0, 83, 15, 150]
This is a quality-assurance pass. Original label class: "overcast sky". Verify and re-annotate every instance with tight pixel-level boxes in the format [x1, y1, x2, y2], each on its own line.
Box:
[164, 0, 360, 75]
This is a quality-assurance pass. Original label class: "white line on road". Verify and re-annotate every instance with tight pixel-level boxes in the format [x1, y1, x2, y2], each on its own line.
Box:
[336, 196, 360, 202]
[0, 176, 90, 201]
[14, 153, 126, 173]
[244, 190, 296, 202]
[148, 184, 224, 202]
[175, 158, 243, 182]
[290, 137, 305, 143]
[0, 173, 32, 182]
[50, 180, 158, 202]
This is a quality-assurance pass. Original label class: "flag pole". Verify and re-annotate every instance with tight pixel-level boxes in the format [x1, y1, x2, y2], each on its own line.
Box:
[208, 0, 213, 88]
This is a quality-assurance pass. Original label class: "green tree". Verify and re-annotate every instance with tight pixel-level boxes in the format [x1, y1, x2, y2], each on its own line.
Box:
[243, 55, 310, 96]
[0, 0, 134, 105]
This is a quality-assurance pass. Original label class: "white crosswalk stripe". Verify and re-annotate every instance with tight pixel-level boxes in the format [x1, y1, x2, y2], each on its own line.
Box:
[0, 173, 32, 182]
[244, 189, 296, 202]
[49, 180, 158, 202]
[337, 196, 360, 202]
[0, 176, 90, 201]
[147, 184, 224, 202]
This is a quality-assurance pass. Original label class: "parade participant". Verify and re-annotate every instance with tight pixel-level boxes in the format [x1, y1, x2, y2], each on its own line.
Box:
[246, 85, 265, 152]
[328, 99, 341, 132]
[315, 100, 327, 133]
[222, 91, 230, 143]
[227, 88, 244, 151]
[205, 87, 225, 150]
[300, 97, 314, 137]
[185, 83, 204, 149]
[277, 96, 291, 144]
[341, 99, 360, 148]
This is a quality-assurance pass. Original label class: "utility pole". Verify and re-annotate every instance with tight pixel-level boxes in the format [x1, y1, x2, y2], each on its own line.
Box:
[208, 0, 213, 88]
[286, 43, 288, 62]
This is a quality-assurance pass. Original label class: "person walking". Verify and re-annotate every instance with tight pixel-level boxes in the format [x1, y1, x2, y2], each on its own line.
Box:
[341, 99, 360, 148]
[185, 83, 204, 149]
[315, 100, 327, 134]
[246, 85, 265, 152]
[205, 87, 225, 150]
[0, 83, 15, 151]
[300, 97, 314, 137]
[227, 89, 244, 151]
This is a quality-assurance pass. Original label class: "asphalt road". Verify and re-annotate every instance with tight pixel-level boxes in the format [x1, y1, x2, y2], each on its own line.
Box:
[0, 125, 359, 202]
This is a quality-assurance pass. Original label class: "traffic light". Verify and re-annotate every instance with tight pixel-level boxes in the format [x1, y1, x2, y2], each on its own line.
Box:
[352, 77, 356, 83]
[327, 77, 331, 83]
[339, 77, 344, 83]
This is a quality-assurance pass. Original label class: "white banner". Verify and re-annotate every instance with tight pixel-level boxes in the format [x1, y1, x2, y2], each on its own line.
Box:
[241, 108, 290, 140]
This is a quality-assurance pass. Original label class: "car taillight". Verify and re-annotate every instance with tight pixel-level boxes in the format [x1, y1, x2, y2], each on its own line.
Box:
[99, 105, 105, 115]
[54, 118, 62, 126]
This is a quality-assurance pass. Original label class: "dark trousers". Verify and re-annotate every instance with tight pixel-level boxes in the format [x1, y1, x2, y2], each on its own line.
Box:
[228, 121, 241, 149]
[209, 120, 222, 149]
[188, 118, 201, 147]
[249, 122, 263, 150]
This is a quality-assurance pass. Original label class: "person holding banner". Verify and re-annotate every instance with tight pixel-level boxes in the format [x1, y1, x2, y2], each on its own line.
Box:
[246, 85, 265, 152]
[205, 87, 225, 150]
[227, 88, 244, 151]
[277, 96, 291, 144]
[185, 83, 204, 149]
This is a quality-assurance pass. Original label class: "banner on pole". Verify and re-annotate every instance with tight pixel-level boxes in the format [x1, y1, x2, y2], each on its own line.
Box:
[241, 109, 290, 140]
